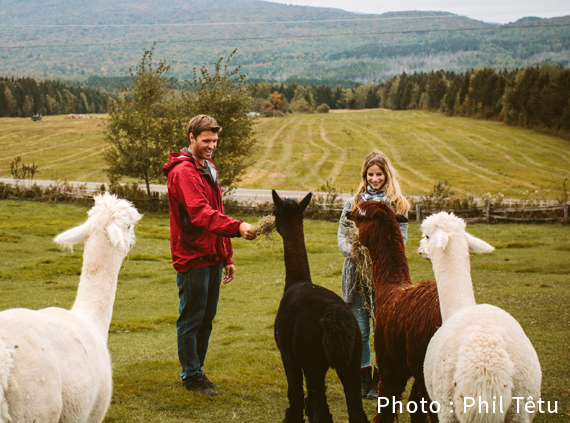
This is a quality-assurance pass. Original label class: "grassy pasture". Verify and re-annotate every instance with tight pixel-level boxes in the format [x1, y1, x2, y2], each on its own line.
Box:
[0, 200, 568, 422]
[243, 111, 570, 197]
[0, 115, 109, 182]
[1, 112, 569, 197]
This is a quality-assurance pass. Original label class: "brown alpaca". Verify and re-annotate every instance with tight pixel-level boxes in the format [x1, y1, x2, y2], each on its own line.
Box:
[347, 200, 441, 423]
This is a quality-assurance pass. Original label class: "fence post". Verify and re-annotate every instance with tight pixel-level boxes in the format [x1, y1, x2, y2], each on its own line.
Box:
[486, 202, 491, 222]
[416, 203, 421, 223]
[564, 203, 568, 223]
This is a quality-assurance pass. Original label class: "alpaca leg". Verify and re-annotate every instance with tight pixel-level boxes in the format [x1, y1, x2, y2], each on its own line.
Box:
[304, 367, 332, 423]
[504, 404, 533, 423]
[408, 380, 432, 423]
[282, 356, 305, 423]
[336, 363, 370, 423]
[373, 372, 408, 423]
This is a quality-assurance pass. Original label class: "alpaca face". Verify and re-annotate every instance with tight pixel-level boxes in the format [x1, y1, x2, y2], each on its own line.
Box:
[418, 228, 447, 260]
[56, 193, 142, 254]
[347, 201, 405, 249]
[418, 212, 494, 259]
[106, 220, 137, 255]
[272, 190, 312, 236]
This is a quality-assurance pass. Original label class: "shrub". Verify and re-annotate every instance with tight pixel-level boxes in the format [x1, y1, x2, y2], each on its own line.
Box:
[316, 103, 330, 113]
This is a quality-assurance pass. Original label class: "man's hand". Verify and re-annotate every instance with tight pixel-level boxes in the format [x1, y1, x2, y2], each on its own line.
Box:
[239, 222, 257, 240]
[223, 264, 236, 284]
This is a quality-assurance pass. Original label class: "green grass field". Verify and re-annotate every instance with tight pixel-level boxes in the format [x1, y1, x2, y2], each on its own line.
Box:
[246, 111, 570, 197]
[1, 111, 569, 197]
[0, 200, 568, 422]
[0, 115, 109, 182]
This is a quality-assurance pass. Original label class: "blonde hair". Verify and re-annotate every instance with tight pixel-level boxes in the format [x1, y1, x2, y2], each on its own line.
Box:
[352, 150, 410, 215]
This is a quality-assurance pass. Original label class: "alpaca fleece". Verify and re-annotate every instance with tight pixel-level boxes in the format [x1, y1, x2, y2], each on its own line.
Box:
[348, 200, 440, 423]
[0, 193, 141, 422]
[419, 212, 541, 423]
[272, 190, 368, 423]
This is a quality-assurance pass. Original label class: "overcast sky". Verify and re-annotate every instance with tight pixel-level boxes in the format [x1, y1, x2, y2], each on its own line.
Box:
[267, 0, 570, 24]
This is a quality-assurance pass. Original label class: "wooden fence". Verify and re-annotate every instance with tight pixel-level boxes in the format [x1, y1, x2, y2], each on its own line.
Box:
[224, 201, 569, 223]
[2, 181, 568, 223]
[409, 202, 569, 223]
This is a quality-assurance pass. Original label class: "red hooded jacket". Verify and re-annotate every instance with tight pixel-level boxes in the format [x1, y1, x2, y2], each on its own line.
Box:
[163, 149, 242, 273]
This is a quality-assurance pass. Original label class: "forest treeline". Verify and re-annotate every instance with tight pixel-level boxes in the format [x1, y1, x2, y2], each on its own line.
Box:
[2, 63, 569, 140]
[0, 77, 114, 117]
[250, 63, 570, 139]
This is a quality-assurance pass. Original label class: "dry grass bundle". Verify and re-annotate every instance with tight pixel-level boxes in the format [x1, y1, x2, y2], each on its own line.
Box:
[253, 215, 276, 238]
[345, 221, 375, 320]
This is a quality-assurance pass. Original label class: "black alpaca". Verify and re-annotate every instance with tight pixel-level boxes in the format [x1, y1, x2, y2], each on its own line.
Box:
[272, 190, 369, 423]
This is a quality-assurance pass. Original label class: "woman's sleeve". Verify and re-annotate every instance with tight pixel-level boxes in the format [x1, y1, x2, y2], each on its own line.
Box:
[338, 198, 354, 257]
[398, 210, 409, 245]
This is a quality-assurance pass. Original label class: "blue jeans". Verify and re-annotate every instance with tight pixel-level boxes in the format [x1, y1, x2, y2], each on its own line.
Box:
[349, 291, 376, 367]
[176, 264, 222, 384]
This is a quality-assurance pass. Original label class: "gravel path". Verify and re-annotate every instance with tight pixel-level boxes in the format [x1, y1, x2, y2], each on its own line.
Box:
[0, 178, 354, 203]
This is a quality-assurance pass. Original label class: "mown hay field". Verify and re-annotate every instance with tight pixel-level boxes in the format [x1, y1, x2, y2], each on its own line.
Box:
[0, 115, 109, 182]
[0, 200, 568, 422]
[240, 111, 570, 197]
[1, 111, 569, 197]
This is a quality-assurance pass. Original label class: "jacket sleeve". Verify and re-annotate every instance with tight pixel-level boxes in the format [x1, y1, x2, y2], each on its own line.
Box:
[338, 198, 354, 257]
[171, 168, 242, 237]
[223, 238, 234, 266]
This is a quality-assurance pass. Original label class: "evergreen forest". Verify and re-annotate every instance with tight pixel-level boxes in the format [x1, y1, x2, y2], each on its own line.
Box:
[2, 63, 569, 141]
[0, 77, 114, 117]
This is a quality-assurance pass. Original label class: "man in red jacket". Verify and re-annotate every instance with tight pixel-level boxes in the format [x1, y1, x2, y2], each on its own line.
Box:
[163, 115, 257, 396]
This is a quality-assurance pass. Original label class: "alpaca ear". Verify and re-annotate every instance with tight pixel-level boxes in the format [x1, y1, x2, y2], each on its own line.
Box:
[106, 222, 124, 248]
[395, 214, 408, 223]
[272, 189, 283, 209]
[54, 221, 91, 249]
[373, 212, 392, 223]
[299, 192, 312, 212]
[466, 232, 494, 253]
[432, 229, 449, 251]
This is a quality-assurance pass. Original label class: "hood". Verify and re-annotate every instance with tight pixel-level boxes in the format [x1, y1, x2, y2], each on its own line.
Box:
[163, 149, 219, 189]
[163, 150, 194, 176]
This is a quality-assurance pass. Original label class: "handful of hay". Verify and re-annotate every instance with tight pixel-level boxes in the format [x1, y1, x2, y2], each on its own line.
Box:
[345, 221, 375, 320]
[253, 215, 276, 238]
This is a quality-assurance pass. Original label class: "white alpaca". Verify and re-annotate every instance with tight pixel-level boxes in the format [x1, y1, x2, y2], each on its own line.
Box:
[418, 212, 541, 423]
[0, 193, 141, 423]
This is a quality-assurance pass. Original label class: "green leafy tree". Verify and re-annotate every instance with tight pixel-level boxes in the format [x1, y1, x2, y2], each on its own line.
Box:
[180, 50, 256, 190]
[103, 44, 183, 197]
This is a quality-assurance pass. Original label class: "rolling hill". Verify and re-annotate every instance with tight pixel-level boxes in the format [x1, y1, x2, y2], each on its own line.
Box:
[0, 0, 569, 82]
[1, 111, 569, 198]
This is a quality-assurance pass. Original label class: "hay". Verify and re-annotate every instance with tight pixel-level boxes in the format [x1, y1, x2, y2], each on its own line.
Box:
[345, 221, 375, 321]
[253, 215, 276, 238]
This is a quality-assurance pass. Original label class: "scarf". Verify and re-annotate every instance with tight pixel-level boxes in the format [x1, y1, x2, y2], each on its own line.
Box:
[360, 184, 388, 203]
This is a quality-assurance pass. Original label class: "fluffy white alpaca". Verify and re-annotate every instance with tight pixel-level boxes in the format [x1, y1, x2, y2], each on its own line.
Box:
[418, 212, 541, 423]
[0, 193, 141, 423]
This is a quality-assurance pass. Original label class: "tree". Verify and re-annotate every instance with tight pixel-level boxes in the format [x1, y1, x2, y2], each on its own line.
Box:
[180, 49, 256, 191]
[290, 85, 316, 113]
[103, 43, 182, 197]
[22, 95, 34, 116]
[269, 91, 286, 111]
[365, 85, 380, 109]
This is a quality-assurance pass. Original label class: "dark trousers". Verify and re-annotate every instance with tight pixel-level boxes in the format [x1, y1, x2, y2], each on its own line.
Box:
[176, 264, 222, 384]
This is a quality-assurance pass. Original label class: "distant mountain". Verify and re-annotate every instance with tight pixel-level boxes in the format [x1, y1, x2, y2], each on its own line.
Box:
[0, 0, 568, 83]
